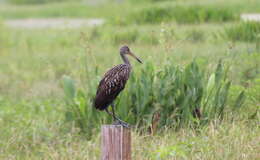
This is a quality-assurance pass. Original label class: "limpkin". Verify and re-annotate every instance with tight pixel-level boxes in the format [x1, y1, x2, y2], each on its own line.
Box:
[94, 45, 142, 127]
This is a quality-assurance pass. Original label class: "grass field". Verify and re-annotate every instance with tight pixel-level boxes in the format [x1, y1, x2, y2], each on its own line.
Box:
[0, 0, 259, 159]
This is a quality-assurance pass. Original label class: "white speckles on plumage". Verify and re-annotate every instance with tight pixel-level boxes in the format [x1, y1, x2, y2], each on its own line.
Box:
[94, 63, 132, 109]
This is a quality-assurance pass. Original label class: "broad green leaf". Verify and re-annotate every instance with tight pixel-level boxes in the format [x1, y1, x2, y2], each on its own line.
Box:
[233, 91, 245, 110]
[62, 75, 76, 100]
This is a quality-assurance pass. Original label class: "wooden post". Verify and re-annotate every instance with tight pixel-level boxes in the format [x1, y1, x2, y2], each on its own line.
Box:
[101, 125, 131, 160]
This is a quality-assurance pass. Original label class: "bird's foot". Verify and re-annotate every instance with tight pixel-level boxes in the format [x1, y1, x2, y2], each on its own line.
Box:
[113, 120, 131, 128]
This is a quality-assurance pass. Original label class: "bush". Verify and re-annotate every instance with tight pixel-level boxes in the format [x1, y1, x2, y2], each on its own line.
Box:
[129, 6, 172, 24]
[225, 22, 260, 42]
[127, 5, 238, 24]
[173, 6, 238, 24]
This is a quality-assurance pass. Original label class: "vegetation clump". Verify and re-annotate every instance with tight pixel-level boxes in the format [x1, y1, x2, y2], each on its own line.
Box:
[128, 5, 238, 24]
[225, 22, 260, 42]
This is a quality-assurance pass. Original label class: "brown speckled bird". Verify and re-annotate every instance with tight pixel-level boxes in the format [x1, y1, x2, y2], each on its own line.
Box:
[94, 45, 142, 127]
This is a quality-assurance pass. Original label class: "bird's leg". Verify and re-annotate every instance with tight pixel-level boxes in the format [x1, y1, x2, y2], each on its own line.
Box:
[104, 105, 119, 122]
[105, 108, 115, 119]
[105, 108, 129, 128]
[110, 103, 117, 121]
[110, 103, 130, 128]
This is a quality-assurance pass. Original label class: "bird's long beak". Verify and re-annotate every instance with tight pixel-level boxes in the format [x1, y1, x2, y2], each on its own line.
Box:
[128, 51, 142, 64]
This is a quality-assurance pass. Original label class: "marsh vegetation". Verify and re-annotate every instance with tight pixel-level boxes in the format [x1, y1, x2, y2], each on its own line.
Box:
[0, 0, 259, 159]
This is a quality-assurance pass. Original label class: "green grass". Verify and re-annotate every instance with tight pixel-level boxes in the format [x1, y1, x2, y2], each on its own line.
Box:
[0, 23, 259, 158]
[225, 22, 260, 42]
[127, 5, 238, 25]
[0, 0, 259, 159]
[0, 118, 259, 159]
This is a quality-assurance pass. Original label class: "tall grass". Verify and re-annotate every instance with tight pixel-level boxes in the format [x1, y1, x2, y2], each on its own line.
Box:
[225, 22, 260, 42]
[62, 60, 245, 137]
[87, 27, 160, 45]
[126, 5, 238, 25]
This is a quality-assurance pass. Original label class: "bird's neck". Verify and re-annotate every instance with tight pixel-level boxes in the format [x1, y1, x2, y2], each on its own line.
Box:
[120, 53, 131, 66]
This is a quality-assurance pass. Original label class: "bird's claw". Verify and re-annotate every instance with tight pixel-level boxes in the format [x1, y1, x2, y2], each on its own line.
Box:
[113, 120, 131, 128]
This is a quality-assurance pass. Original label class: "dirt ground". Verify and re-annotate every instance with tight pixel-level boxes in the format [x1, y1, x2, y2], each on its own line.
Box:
[4, 18, 104, 29]
[241, 13, 260, 22]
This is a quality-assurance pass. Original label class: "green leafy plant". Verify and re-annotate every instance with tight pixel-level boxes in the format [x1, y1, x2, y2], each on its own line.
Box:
[62, 60, 245, 135]
[62, 75, 103, 138]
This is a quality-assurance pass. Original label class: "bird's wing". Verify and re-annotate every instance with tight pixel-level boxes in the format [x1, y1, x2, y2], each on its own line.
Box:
[94, 64, 131, 110]
[96, 64, 131, 97]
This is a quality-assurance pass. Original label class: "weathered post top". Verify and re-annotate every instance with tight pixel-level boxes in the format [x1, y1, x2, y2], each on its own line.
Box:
[101, 125, 131, 160]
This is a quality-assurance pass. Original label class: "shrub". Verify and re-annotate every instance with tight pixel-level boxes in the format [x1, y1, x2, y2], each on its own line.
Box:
[129, 6, 172, 24]
[225, 22, 260, 42]
[128, 5, 238, 24]
[172, 6, 238, 24]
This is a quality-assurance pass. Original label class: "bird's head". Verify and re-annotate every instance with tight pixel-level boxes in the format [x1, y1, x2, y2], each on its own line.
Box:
[120, 45, 142, 63]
